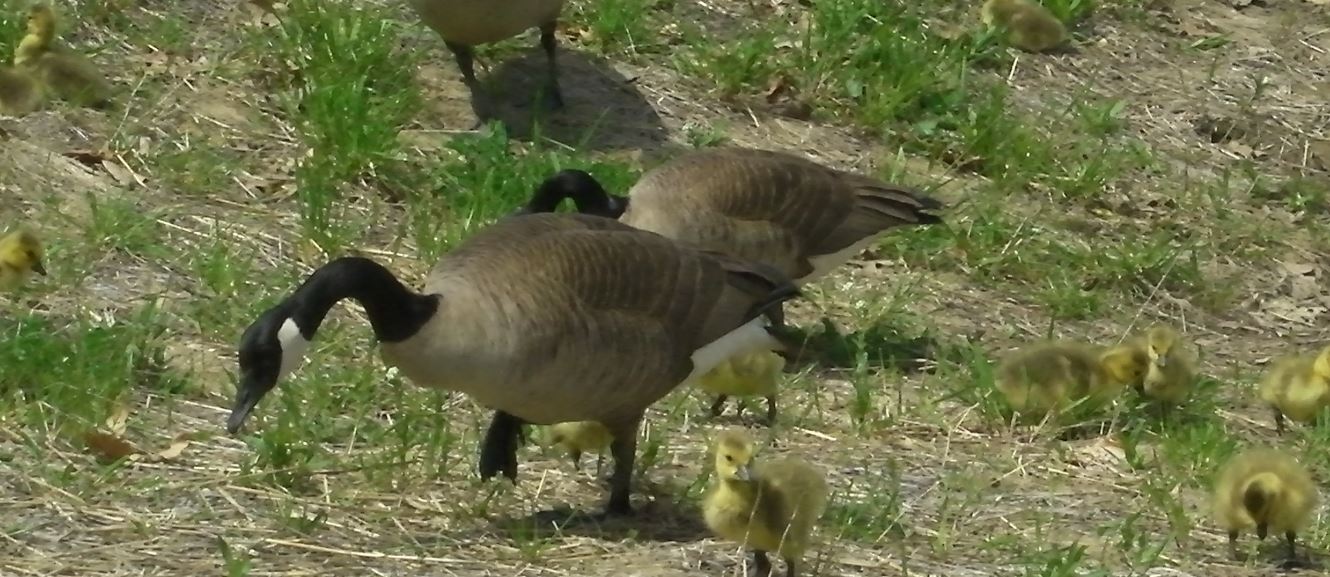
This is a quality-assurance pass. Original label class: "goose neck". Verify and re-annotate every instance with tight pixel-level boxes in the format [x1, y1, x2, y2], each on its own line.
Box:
[287, 256, 437, 343]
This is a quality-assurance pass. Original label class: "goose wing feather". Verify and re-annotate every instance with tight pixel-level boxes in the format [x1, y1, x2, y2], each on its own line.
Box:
[622, 148, 941, 280]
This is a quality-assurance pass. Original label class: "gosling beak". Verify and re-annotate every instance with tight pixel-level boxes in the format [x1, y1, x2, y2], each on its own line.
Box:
[1154, 356, 1167, 369]
[734, 465, 752, 482]
[1257, 522, 1269, 540]
[226, 373, 271, 434]
[32, 259, 46, 276]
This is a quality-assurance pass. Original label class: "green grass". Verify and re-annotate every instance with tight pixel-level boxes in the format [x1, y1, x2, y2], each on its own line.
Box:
[4, 0, 1329, 574]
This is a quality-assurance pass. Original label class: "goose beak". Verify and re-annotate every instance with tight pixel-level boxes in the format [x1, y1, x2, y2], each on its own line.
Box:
[734, 465, 752, 482]
[226, 375, 269, 434]
[32, 260, 46, 276]
[1256, 522, 1268, 540]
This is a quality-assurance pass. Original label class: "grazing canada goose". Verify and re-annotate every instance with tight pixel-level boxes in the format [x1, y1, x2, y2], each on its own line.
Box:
[519, 148, 944, 288]
[407, 0, 567, 111]
[226, 213, 799, 516]
[14, 3, 113, 110]
[518, 148, 943, 421]
[0, 226, 46, 291]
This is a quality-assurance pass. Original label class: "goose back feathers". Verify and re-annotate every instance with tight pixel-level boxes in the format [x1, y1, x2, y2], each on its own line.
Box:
[523, 147, 944, 284]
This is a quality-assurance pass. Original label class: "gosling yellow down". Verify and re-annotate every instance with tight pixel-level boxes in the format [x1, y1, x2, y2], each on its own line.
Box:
[1259, 344, 1330, 434]
[0, 227, 47, 291]
[980, 0, 1068, 53]
[14, 3, 113, 109]
[703, 429, 827, 577]
[545, 420, 612, 475]
[1212, 448, 1318, 564]
[994, 340, 1131, 421]
[696, 349, 786, 424]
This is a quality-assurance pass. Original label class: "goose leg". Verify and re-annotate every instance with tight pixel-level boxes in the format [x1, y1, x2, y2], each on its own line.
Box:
[479, 410, 524, 482]
[603, 418, 642, 516]
[709, 394, 729, 417]
[445, 40, 493, 125]
[537, 21, 564, 110]
[747, 550, 772, 577]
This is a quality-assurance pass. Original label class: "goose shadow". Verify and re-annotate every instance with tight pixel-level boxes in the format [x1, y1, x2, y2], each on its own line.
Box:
[471, 47, 674, 154]
[782, 317, 942, 374]
[491, 487, 710, 544]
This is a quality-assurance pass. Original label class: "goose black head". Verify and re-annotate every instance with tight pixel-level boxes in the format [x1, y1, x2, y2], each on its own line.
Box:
[228, 303, 310, 434]
[516, 169, 629, 219]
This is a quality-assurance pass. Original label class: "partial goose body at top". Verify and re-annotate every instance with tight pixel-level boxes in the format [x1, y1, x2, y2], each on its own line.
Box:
[520, 147, 945, 286]
[227, 212, 799, 515]
[407, 0, 568, 111]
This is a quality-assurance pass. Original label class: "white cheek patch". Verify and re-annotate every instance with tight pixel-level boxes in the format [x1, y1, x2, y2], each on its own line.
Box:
[277, 318, 311, 379]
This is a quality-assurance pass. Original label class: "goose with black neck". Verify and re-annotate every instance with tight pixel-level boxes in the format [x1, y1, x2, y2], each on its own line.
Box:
[226, 212, 800, 516]
[517, 147, 945, 422]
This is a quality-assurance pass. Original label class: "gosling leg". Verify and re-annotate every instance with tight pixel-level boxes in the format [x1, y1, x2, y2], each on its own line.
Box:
[570, 449, 583, 472]
[1284, 531, 1300, 565]
[747, 550, 773, 577]
[710, 394, 730, 417]
[783, 556, 797, 577]
[603, 418, 642, 516]
[537, 20, 564, 110]
[764, 395, 778, 425]
[478, 410, 523, 482]
[1273, 408, 1286, 434]
[1227, 530, 1240, 561]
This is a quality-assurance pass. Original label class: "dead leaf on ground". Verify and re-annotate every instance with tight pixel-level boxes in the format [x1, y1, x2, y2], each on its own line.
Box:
[81, 430, 141, 464]
[157, 434, 192, 460]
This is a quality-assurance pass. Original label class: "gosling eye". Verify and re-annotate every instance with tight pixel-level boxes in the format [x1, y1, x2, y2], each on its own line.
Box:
[724, 454, 734, 462]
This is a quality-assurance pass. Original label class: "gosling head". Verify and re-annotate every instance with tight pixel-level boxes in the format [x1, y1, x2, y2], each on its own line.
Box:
[713, 429, 757, 482]
[0, 229, 46, 277]
[1145, 325, 1179, 369]
[1241, 473, 1283, 540]
[227, 303, 311, 434]
[516, 169, 629, 219]
[26, 3, 55, 37]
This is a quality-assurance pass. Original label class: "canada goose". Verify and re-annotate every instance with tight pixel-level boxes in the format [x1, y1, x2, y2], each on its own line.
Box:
[407, 0, 567, 111]
[703, 428, 827, 577]
[0, 67, 42, 115]
[519, 148, 943, 420]
[15, 3, 113, 109]
[519, 148, 944, 289]
[226, 213, 799, 516]
[0, 227, 46, 291]
[1212, 448, 1318, 564]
